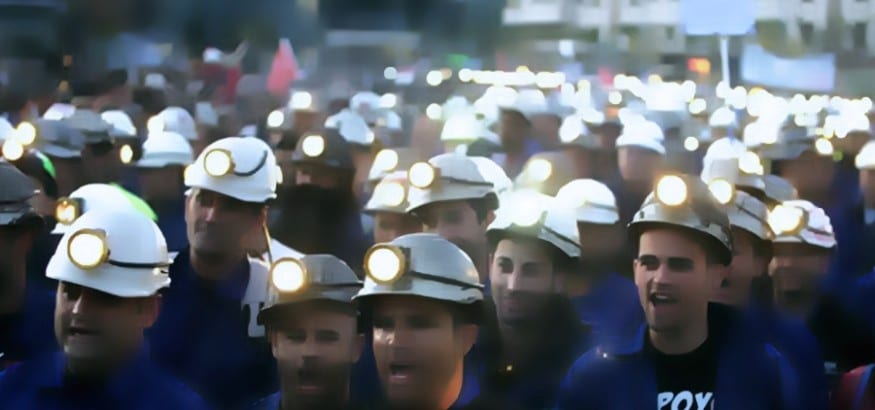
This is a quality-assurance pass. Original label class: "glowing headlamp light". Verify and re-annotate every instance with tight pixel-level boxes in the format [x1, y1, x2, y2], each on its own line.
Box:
[16, 122, 36, 146]
[271, 258, 307, 293]
[203, 149, 235, 177]
[559, 120, 582, 143]
[1, 139, 24, 161]
[55, 197, 83, 225]
[374, 182, 407, 208]
[524, 158, 553, 183]
[739, 151, 764, 175]
[655, 175, 688, 207]
[267, 110, 286, 129]
[373, 149, 400, 173]
[147, 116, 165, 134]
[364, 245, 409, 285]
[768, 204, 807, 235]
[301, 135, 325, 157]
[119, 144, 134, 164]
[67, 229, 110, 270]
[408, 162, 439, 189]
[815, 138, 834, 156]
[708, 178, 735, 205]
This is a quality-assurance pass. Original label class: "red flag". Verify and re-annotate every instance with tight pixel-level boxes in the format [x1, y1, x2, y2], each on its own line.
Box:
[267, 38, 299, 97]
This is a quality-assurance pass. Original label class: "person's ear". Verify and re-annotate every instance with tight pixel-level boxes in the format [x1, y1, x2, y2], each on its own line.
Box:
[484, 210, 496, 227]
[139, 295, 162, 329]
[457, 324, 479, 356]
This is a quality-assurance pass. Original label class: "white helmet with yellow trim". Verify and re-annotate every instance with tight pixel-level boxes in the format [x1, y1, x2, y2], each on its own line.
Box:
[52, 183, 149, 234]
[855, 140, 875, 170]
[100, 110, 137, 139]
[368, 148, 421, 184]
[138, 131, 194, 168]
[353, 233, 484, 304]
[726, 191, 772, 241]
[148, 107, 198, 141]
[559, 115, 599, 150]
[555, 179, 619, 225]
[469, 156, 512, 195]
[487, 190, 581, 259]
[514, 151, 575, 196]
[364, 171, 411, 215]
[185, 136, 280, 203]
[406, 153, 497, 214]
[46, 209, 171, 297]
[258, 254, 363, 324]
[630, 174, 733, 265]
[768, 200, 835, 249]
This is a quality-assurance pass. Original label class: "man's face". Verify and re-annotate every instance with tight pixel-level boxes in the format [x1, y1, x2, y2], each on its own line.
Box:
[185, 189, 265, 256]
[563, 147, 594, 179]
[635, 228, 714, 333]
[490, 238, 561, 327]
[618, 146, 661, 183]
[295, 163, 346, 191]
[416, 201, 490, 261]
[80, 142, 122, 184]
[55, 282, 158, 374]
[0, 226, 34, 314]
[718, 228, 769, 307]
[27, 177, 56, 217]
[137, 167, 183, 202]
[498, 111, 529, 152]
[530, 114, 561, 149]
[769, 242, 830, 318]
[780, 152, 835, 199]
[268, 302, 362, 407]
[578, 222, 624, 270]
[371, 296, 477, 408]
[860, 169, 875, 209]
[373, 212, 422, 244]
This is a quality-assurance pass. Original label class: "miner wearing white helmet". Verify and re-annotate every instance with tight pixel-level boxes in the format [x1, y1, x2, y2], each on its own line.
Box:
[558, 174, 795, 409]
[250, 255, 365, 409]
[0, 161, 56, 370]
[100, 110, 140, 165]
[469, 156, 513, 196]
[65, 109, 125, 188]
[353, 233, 487, 408]
[555, 179, 641, 340]
[136, 131, 195, 252]
[364, 171, 422, 244]
[148, 136, 282, 407]
[31, 118, 87, 196]
[498, 89, 547, 178]
[558, 115, 600, 179]
[0, 209, 207, 408]
[327, 112, 377, 200]
[514, 151, 576, 196]
[367, 147, 422, 189]
[485, 189, 587, 408]
[613, 120, 667, 226]
[406, 153, 499, 282]
[52, 183, 157, 236]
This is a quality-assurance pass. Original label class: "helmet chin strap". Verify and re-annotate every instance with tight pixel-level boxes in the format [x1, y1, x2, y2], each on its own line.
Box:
[262, 222, 274, 265]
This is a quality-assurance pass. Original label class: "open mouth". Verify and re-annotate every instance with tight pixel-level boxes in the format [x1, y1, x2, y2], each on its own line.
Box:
[68, 325, 100, 337]
[649, 292, 678, 305]
[389, 363, 417, 382]
[296, 368, 322, 393]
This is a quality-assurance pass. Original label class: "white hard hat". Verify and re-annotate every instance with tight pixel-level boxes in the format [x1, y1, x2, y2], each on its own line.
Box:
[33, 119, 86, 158]
[100, 110, 137, 139]
[469, 156, 513, 196]
[488, 190, 581, 258]
[260, 254, 362, 324]
[708, 106, 738, 128]
[324, 108, 356, 129]
[768, 199, 835, 249]
[762, 175, 798, 206]
[46, 209, 171, 297]
[150, 107, 198, 141]
[368, 148, 421, 183]
[336, 113, 375, 146]
[559, 115, 599, 149]
[616, 121, 666, 155]
[353, 233, 484, 304]
[630, 174, 733, 265]
[855, 140, 875, 170]
[442, 96, 472, 121]
[555, 179, 619, 225]
[52, 184, 149, 234]
[288, 91, 318, 112]
[501, 89, 548, 120]
[350, 91, 381, 123]
[185, 137, 279, 203]
[406, 153, 496, 213]
[144, 73, 167, 90]
[42, 103, 76, 121]
[728, 191, 772, 241]
[514, 151, 575, 196]
[756, 126, 829, 161]
[374, 110, 402, 132]
[0, 117, 13, 141]
[64, 109, 113, 144]
[441, 113, 484, 142]
[195, 102, 219, 128]
[138, 131, 194, 168]
[364, 171, 411, 215]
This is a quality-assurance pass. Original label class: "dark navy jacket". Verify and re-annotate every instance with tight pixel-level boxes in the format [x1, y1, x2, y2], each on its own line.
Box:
[147, 249, 276, 408]
[0, 284, 57, 371]
[570, 272, 643, 350]
[557, 304, 801, 410]
[152, 199, 188, 253]
[0, 351, 207, 410]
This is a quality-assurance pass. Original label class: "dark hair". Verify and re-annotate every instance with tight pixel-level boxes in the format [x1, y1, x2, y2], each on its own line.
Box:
[631, 223, 729, 266]
[356, 297, 484, 329]
[486, 233, 580, 275]
[466, 194, 499, 224]
[11, 153, 58, 199]
[264, 299, 361, 333]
